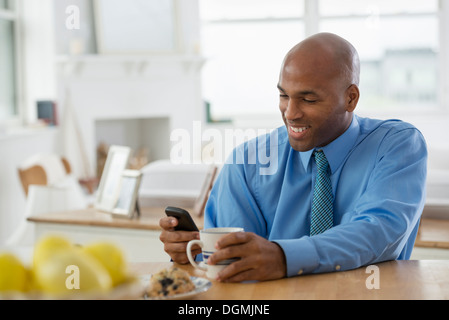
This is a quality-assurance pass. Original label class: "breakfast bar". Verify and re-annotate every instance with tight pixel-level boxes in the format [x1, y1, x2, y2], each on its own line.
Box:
[26, 209, 449, 300]
[27, 207, 203, 262]
[131, 260, 449, 300]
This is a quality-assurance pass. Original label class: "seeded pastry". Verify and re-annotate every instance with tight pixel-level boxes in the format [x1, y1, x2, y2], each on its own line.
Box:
[147, 267, 195, 297]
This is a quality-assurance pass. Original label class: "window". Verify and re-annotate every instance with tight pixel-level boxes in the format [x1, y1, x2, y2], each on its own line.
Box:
[319, 0, 439, 112]
[200, 0, 441, 120]
[0, 0, 18, 124]
[200, 0, 305, 119]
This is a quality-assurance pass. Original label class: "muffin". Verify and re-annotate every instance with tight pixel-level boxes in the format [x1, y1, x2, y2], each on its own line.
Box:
[147, 267, 195, 297]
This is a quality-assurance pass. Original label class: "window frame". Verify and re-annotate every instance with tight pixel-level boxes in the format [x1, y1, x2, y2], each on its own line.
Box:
[200, 0, 449, 120]
[0, 0, 23, 127]
[312, 0, 443, 116]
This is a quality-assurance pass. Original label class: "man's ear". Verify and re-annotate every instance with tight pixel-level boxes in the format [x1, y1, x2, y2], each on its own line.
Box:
[346, 84, 360, 112]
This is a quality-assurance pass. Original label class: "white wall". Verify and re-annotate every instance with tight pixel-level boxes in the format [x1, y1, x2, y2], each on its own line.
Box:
[0, 0, 59, 244]
[55, 0, 203, 179]
[57, 55, 204, 179]
[0, 0, 202, 244]
[0, 129, 61, 244]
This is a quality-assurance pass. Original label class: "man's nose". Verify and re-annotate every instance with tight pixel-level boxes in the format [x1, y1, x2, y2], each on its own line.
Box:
[284, 98, 304, 121]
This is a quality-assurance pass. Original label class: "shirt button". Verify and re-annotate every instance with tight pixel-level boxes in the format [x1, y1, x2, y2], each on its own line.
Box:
[335, 265, 341, 271]
[297, 269, 304, 275]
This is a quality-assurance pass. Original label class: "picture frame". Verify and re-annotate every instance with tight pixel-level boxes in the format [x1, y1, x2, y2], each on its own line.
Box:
[94, 0, 179, 54]
[111, 169, 142, 218]
[95, 145, 131, 212]
[192, 165, 217, 216]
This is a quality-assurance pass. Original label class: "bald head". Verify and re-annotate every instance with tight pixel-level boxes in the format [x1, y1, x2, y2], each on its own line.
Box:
[282, 32, 360, 86]
[277, 33, 361, 151]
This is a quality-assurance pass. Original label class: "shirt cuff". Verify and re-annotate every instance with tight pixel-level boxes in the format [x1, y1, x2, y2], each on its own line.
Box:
[273, 237, 320, 277]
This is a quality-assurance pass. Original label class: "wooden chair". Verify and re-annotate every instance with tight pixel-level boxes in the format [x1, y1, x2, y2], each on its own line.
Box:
[7, 154, 87, 247]
[18, 154, 72, 196]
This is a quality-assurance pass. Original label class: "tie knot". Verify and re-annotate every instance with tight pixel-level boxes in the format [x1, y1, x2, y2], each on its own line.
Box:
[314, 150, 329, 172]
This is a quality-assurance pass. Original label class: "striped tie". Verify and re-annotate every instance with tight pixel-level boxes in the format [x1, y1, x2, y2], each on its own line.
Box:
[310, 150, 333, 236]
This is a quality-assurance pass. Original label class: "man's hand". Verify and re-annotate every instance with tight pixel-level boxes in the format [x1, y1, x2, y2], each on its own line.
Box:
[207, 232, 287, 282]
[159, 216, 201, 264]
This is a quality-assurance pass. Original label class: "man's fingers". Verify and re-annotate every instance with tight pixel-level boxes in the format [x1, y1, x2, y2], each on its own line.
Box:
[159, 216, 178, 230]
[159, 229, 199, 244]
[169, 250, 202, 265]
[159, 216, 201, 264]
[218, 263, 256, 283]
[214, 254, 259, 282]
[163, 241, 202, 265]
[164, 241, 201, 254]
[208, 232, 287, 282]
[215, 231, 248, 249]
[208, 244, 246, 267]
[209, 232, 251, 265]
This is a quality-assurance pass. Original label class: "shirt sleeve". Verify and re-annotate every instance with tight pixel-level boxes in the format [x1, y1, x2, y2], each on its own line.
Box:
[275, 126, 428, 276]
[204, 145, 268, 236]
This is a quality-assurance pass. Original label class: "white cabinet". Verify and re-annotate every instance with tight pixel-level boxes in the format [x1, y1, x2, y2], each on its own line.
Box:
[33, 222, 169, 263]
[28, 207, 203, 263]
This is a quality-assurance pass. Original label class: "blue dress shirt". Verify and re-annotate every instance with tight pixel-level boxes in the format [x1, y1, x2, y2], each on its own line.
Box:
[204, 114, 427, 277]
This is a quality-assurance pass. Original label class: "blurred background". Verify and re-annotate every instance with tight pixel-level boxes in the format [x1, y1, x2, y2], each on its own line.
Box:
[0, 0, 448, 245]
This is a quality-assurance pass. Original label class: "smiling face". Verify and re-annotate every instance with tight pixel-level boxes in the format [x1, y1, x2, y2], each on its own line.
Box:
[278, 33, 360, 152]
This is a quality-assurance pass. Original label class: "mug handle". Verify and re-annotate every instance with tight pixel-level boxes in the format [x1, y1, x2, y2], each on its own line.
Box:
[186, 239, 207, 271]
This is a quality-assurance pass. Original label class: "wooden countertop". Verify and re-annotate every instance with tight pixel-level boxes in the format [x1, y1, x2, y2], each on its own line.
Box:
[27, 207, 204, 231]
[28, 209, 449, 249]
[415, 218, 449, 249]
[130, 260, 449, 300]
[25, 209, 449, 300]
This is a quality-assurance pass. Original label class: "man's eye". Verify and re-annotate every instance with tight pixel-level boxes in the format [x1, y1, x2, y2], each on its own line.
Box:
[303, 99, 317, 103]
[279, 94, 288, 98]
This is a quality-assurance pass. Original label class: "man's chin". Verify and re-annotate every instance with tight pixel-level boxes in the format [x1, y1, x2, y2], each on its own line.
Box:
[288, 136, 313, 152]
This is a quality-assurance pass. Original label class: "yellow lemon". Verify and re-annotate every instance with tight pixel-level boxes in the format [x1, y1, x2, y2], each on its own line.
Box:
[25, 267, 39, 293]
[33, 234, 72, 269]
[0, 252, 28, 292]
[82, 242, 128, 286]
[34, 247, 112, 296]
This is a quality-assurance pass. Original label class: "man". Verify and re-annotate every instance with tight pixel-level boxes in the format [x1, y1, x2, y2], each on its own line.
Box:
[159, 33, 427, 282]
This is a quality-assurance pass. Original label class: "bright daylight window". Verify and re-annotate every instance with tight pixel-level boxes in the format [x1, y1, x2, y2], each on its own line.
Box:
[0, 0, 18, 124]
[200, 0, 439, 120]
[319, 0, 439, 113]
[200, 0, 305, 120]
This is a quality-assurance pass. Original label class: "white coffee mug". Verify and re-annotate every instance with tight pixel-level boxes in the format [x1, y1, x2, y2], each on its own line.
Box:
[186, 227, 244, 279]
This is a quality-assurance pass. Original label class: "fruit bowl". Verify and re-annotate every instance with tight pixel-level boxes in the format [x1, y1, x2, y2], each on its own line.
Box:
[0, 235, 144, 300]
[0, 276, 144, 300]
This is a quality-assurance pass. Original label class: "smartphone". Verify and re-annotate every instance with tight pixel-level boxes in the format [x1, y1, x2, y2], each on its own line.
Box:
[165, 206, 199, 232]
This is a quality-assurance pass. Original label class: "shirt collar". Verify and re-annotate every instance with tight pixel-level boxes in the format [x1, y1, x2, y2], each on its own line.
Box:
[299, 114, 360, 174]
